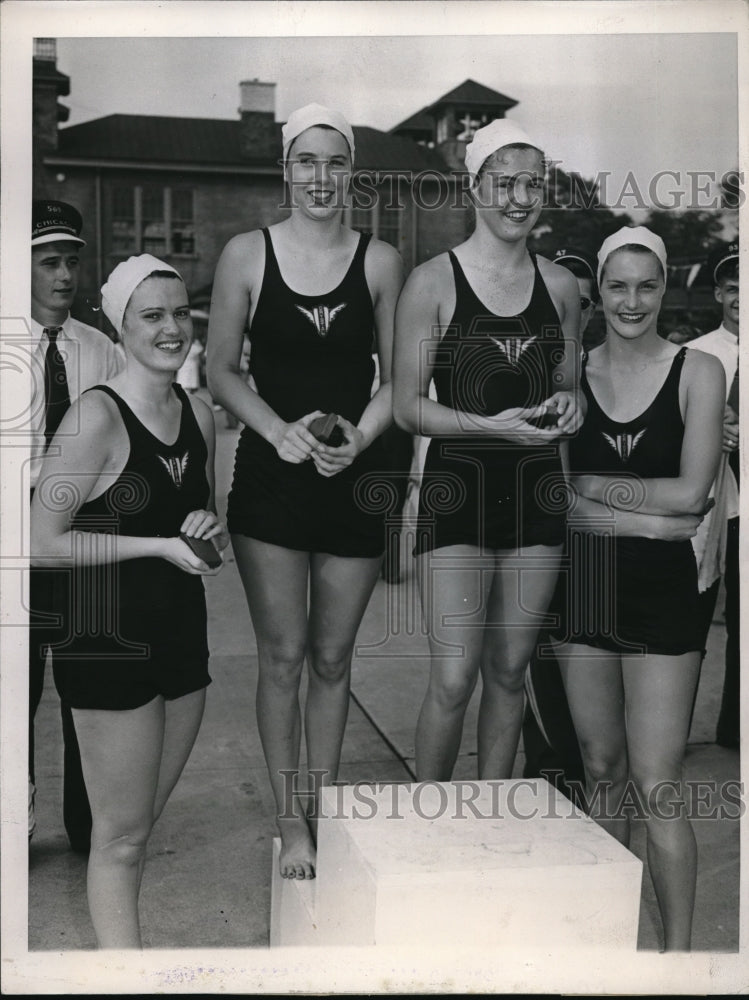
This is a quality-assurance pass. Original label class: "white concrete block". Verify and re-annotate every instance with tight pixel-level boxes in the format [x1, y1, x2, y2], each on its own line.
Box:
[269, 838, 318, 947]
[312, 779, 642, 948]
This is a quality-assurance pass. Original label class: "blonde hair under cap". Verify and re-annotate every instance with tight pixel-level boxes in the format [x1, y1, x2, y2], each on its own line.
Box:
[282, 103, 355, 164]
[101, 254, 183, 335]
[464, 119, 543, 181]
[596, 226, 668, 286]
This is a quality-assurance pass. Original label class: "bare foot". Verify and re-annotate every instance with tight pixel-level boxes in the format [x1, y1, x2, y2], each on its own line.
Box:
[278, 817, 316, 879]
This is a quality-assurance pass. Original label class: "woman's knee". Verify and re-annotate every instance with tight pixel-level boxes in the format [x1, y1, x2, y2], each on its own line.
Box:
[92, 821, 152, 867]
[307, 641, 353, 684]
[258, 639, 306, 689]
[579, 742, 628, 788]
[428, 668, 476, 712]
[630, 768, 686, 820]
[481, 659, 527, 695]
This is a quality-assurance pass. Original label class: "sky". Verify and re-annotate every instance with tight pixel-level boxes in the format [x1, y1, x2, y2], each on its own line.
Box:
[55, 31, 738, 211]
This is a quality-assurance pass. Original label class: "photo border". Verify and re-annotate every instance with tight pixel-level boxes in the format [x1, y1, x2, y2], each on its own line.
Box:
[2, 1, 746, 993]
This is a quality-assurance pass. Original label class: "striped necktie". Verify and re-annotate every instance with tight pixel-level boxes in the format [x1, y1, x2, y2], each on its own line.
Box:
[43, 326, 71, 448]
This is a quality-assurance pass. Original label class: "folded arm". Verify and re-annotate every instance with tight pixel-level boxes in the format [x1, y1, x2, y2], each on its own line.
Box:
[573, 351, 726, 516]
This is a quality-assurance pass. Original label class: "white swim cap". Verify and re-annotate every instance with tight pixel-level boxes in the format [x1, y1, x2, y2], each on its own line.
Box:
[597, 226, 668, 286]
[464, 119, 543, 181]
[101, 254, 183, 335]
[282, 103, 355, 164]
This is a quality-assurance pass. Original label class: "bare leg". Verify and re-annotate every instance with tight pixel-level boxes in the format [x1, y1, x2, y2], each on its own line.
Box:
[231, 536, 313, 879]
[73, 697, 165, 949]
[415, 546, 492, 780]
[623, 651, 701, 951]
[555, 642, 630, 845]
[477, 545, 561, 778]
[152, 688, 206, 820]
[306, 551, 383, 830]
[129, 688, 206, 893]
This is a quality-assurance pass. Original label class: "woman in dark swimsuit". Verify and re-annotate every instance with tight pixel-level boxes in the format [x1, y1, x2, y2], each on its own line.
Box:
[32, 255, 227, 948]
[207, 104, 403, 880]
[552, 226, 724, 950]
[393, 120, 583, 781]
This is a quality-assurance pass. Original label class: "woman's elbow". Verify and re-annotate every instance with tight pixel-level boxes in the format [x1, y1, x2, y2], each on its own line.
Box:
[206, 362, 229, 405]
[30, 529, 63, 567]
[680, 485, 712, 516]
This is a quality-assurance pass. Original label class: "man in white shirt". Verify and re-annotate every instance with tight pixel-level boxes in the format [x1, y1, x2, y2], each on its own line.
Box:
[688, 241, 739, 749]
[29, 200, 120, 848]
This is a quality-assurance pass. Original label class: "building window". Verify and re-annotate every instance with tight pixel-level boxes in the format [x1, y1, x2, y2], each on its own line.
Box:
[108, 185, 195, 257]
[455, 110, 489, 141]
[350, 194, 374, 235]
[111, 186, 137, 254]
[348, 184, 402, 251]
[141, 185, 166, 256]
[378, 202, 402, 250]
[171, 188, 195, 255]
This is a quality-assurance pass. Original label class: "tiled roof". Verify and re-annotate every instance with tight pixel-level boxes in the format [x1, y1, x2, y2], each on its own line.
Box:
[353, 126, 446, 171]
[57, 114, 271, 166]
[429, 78, 518, 109]
[55, 114, 448, 172]
[390, 108, 435, 134]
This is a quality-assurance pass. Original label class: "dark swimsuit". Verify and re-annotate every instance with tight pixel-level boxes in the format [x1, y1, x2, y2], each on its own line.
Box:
[227, 228, 387, 557]
[415, 250, 567, 554]
[51, 383, 212, 710]
[553, 346, 702, 654]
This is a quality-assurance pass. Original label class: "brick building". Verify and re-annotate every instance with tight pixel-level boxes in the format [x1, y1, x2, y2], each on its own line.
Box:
[33, 40, 521, 326]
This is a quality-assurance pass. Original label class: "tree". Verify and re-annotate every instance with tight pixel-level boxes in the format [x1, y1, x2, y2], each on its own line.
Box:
[719, 168, 743, 211]
[640, 209, 725, 261]
[529, 165, 635, 258]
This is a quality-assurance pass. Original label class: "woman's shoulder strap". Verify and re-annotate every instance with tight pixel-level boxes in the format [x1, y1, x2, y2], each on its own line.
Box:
[670, 344, 689, 379]
[81, 383, 124, 410]
[173, 382, 209, 448]
[79, 384, 138, 437]
[261, 226, 274, 257]
[352, 229, 374, 270]
[446, 248, 470, 293]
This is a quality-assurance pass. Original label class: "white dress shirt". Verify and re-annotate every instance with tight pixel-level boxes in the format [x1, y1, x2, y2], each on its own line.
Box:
[687, 323, 739, 588]
[29, 314, 121, 488]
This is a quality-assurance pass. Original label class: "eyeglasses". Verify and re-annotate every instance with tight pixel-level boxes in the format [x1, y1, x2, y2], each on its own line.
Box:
[580, 297, 594, 311]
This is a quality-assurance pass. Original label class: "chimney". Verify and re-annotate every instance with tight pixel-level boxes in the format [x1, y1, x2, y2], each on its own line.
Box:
[33, 38, 71, 196]
[238, 80, 278, 162]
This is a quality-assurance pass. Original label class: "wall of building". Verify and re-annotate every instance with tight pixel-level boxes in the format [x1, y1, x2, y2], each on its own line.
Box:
[190, 173, 289, 297]
[39, 164, 469, 331]
[39, 165, 291, 322]
[414, 179, 471, 264]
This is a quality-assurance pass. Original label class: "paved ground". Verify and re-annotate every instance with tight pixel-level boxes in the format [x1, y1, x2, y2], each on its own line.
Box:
[28, 399, 740, 953]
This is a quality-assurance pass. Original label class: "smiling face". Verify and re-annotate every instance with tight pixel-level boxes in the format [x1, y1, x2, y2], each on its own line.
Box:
[31, 241, 81, 325]
[120, 275, 192, 372]
[599, 248, 665, 341]
[715, 270, 739, 337]
[285, 125, 352, 219]
[473, 145, 545, 243]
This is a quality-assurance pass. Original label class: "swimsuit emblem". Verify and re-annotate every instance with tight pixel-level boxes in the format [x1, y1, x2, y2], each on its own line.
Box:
[158, 452, 189, 488]
[601, 428, 647, 463]
[296, 302, 347, 337]
[489, 335, 537, 367]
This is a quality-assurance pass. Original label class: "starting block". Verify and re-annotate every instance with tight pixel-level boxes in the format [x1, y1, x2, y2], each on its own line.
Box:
[270, 778, 642, 948]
